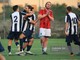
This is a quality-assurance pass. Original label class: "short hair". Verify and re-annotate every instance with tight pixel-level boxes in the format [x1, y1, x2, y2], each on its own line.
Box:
[13, 5, 19, 11]
[45, 1, 51, 7]
[66, 6, 72, 12]
[27, 5, 34, 11]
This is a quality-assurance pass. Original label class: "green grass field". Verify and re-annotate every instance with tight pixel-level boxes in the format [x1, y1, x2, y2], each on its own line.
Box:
[1, 39, 80, 60]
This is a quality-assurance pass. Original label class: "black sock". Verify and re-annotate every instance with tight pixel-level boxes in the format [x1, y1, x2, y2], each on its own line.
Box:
[27, 45, 32, 51]
[20, 39, 23, 51]
[8, 46, 11, 52]
[15, 42, 19, 46]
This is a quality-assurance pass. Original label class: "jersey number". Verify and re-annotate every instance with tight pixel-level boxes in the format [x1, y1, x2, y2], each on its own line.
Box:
[72, 18, 77, 24]
[14, 16, 18, 22]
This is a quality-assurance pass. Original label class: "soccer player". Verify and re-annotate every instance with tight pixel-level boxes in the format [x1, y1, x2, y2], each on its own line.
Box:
[65, 6, 80, 56]
[7, 5, 22, 55]
[22, 6, 36, 55]
[18, 5, 36, 55]
[38, 1, 54, 54]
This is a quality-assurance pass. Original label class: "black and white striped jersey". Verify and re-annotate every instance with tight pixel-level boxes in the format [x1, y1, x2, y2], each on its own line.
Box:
[65, 12, 79, 35]
[10, 11, 22, 32]
[22, 14, 36, 32]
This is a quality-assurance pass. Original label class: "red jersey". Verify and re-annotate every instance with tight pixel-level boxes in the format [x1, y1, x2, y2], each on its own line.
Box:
[39, 9, 53, 29]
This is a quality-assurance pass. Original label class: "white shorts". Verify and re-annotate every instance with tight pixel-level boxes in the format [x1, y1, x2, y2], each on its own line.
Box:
[39, 28, 51, 37]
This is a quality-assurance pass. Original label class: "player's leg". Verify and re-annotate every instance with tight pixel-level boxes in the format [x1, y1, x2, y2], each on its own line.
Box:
[14, 40, 20, 51]
[15, 33, 25, 55]
[66, 35, 74, 56]
[42, 36, 48, 54]
[25, 30, 34, 55]
[73, 35, 80, 55]
[23, 38, 28, 51]
[40, 37, 45, 49]
[39, 28, 45, 53]
[42, 29, 51, 54]
[67, 42, 74, 56]
[26, 38, 34, 55]
[14, 32, 22, 52]
[19, 33, 26, 51]
[8, 39, 12, 55]
[7, 32, 14, 55]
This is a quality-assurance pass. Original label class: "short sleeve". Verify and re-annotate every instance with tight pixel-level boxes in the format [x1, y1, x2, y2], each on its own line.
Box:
[39, 9, 43, 15]
[65, 15, 70, 23]
[50, 11, 54, 18]
[65, 16, 67, 23]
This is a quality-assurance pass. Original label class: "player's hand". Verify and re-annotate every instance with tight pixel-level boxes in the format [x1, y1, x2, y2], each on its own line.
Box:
[65, 30, 69, 36]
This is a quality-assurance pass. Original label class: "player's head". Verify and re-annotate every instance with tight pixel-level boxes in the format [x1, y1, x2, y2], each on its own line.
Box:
[13, 5, 19, 12]
[66, 6, 72, 13]
[45, 1, 52, 9]
[25, 5, 34, 12]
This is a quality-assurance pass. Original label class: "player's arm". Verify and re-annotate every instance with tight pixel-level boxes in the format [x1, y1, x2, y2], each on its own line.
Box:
[78, 20, 80, 25]
[65, 16, 69, 35]
[29, 14, 36, 25]
[38, 10, 48, 20]
[65, 22, 69, 35]
[29, 20, 36, 25]
[26, 11, 34, 17]
[48, 11, 54, 21]
[38, 14, 48, 20]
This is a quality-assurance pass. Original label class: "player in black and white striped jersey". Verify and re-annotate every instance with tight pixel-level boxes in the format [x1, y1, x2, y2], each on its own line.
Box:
[65, 6, 80, 56]
[17, 5, 36, 55]
[7, 5, 22, 55]
[22, 12, 36, 55]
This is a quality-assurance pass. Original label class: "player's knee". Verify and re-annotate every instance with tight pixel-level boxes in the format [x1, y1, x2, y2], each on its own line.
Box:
[67, 43, 71, 46]
[19, 34, 24, 39]
[30, 38, 34, 42]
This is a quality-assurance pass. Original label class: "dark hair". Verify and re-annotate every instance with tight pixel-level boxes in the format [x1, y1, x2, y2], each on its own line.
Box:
[27, 5, 34, 11]
[45, 1, 51, 7]
[13, 5, 19, 11]
[66, 6, 72, 12]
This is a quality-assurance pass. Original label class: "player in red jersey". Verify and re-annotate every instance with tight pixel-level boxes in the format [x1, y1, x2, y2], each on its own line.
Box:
[38, 1, 54, 54]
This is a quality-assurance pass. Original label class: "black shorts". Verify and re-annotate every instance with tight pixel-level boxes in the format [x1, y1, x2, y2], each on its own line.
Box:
[23, 38, 29, 43]
[66, 35, 79, 44]
[23, 29, 33, 39]
[7, 32, 22, 40]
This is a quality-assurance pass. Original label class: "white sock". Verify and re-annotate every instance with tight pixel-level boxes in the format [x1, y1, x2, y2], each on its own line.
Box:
[43, 47, 47, 52]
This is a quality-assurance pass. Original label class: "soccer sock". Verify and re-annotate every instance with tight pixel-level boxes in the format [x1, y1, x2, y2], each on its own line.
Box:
[43, 47, 47, 52]
[67, 46, 73, 53]
[8, 46, 11, 52]
[20, 39, 23, 51]
[15, 42, 19, 47]
[27, 45, 32, 51]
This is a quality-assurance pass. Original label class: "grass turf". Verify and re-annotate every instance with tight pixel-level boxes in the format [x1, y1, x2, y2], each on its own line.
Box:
[0, 38, 80, 60]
